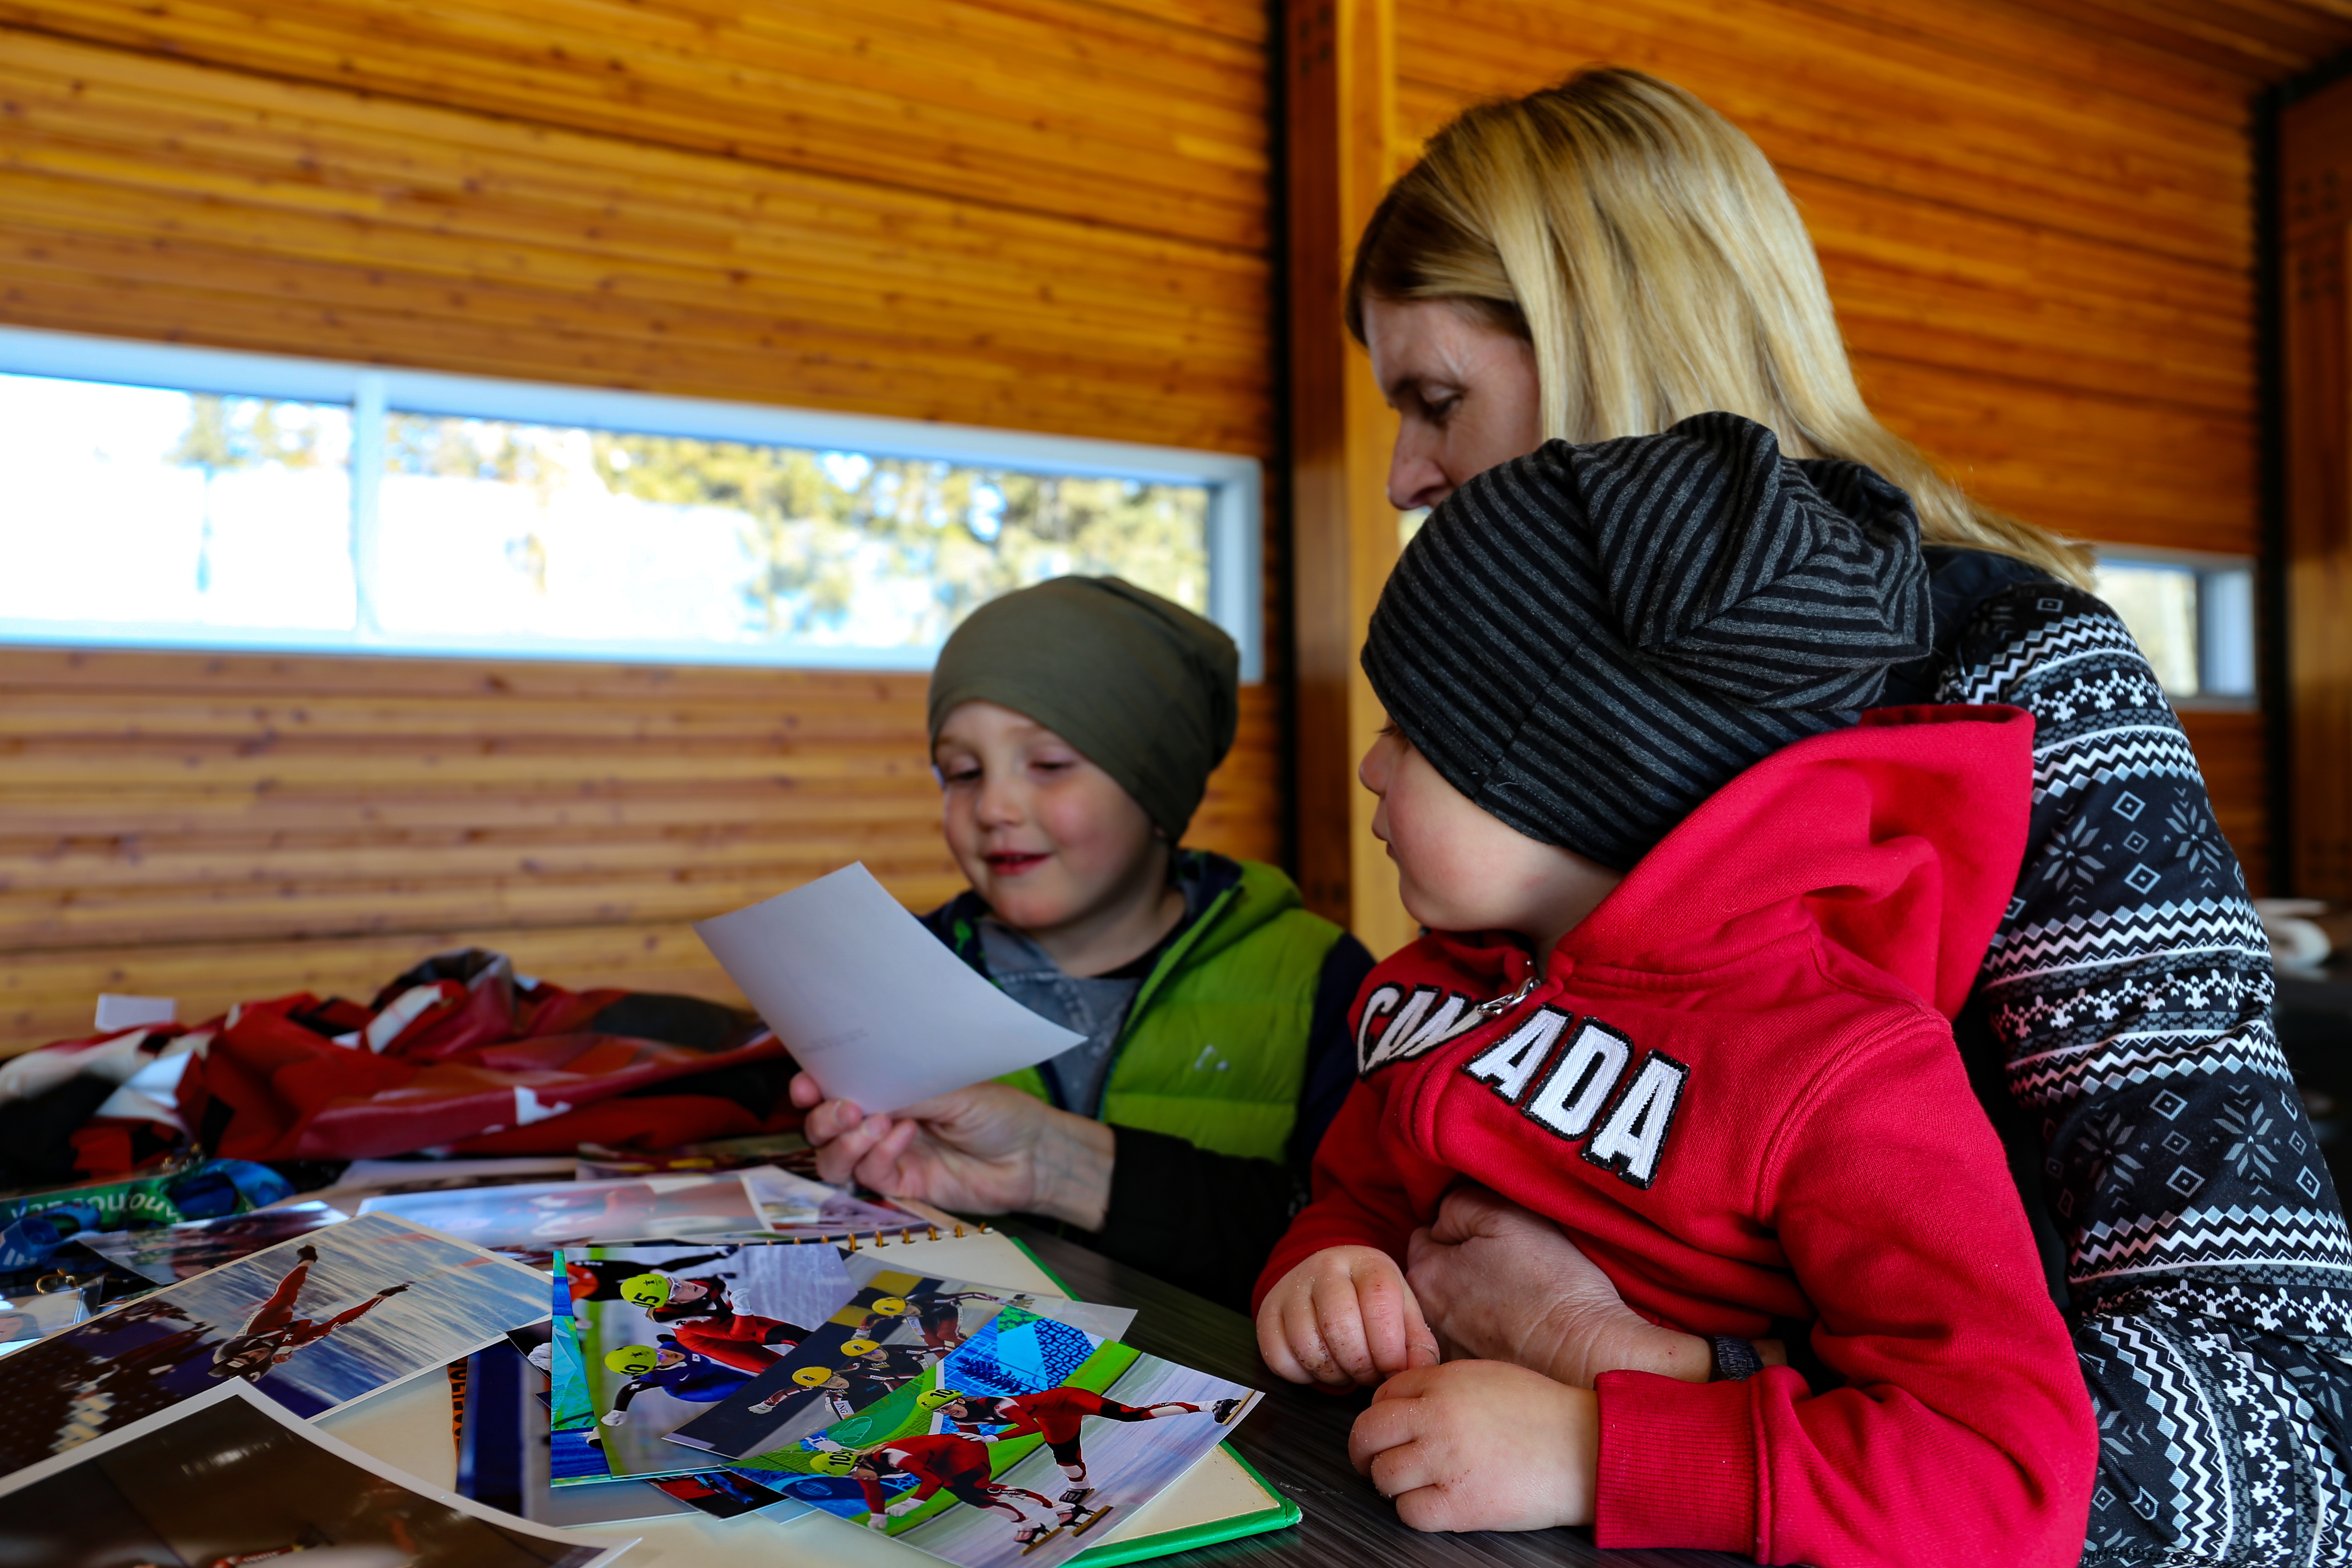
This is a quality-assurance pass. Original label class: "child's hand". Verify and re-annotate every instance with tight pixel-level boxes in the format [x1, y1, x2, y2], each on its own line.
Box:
[788, 1075, 1112, 1228]
[1347, 1361, 1597, 1532]
[1256, 1246, 1440, 1390]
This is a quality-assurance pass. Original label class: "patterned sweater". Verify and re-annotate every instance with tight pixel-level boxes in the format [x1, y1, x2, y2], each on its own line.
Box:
[1915, 557, 2352, 1565]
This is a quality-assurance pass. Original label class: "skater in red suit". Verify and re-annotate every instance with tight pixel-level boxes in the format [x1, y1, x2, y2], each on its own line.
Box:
[814, 1433, 1059, 1545]
[207, 1245, 411, 1384]
[665, 1311, 799, 1374]
[937, 1387, 1243, 1488]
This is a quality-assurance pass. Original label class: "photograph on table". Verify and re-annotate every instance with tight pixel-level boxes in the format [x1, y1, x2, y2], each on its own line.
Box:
[0, 1379, 630, 1568]
[649, 1467, 798, 1519]
[546, 1240, 852, 1486]
[77, 1200, 351, 1286]
[0, 1210, 550, 1474]
[739, 1165, 931, 1240]
[456, 1335, 778, 1527]
[741, 1324, 1260, 1568]
[668, 1253, 1133, 1460]
[358, 1171, 768, 1250]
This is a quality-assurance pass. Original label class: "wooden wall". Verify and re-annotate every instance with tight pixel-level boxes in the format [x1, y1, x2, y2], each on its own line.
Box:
[0, 0, 1282, 1053]
[1292, 0, 2352, 941]
[2282, 69, 2352, 895]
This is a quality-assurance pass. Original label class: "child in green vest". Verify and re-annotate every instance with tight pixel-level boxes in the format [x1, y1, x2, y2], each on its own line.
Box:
[788, 576, 1374, 1308]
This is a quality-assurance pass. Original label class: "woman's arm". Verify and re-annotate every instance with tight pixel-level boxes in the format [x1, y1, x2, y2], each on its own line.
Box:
[1947, 580, 2352, 1565]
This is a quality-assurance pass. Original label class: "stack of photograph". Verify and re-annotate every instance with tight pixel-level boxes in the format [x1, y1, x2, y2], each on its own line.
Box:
[0, 1158, 1269, 1568]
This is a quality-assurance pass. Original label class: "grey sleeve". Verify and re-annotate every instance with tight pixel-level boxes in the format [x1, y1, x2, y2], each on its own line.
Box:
[1946, 581, 2352, 1564]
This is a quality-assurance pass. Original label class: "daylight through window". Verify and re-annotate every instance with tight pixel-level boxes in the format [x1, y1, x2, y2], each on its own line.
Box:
[0, 329, 1261, 675]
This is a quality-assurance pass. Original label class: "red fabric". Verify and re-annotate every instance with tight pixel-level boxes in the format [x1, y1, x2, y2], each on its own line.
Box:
[1256, 706, 2095, 1568]
[22, 955, 794, 1171]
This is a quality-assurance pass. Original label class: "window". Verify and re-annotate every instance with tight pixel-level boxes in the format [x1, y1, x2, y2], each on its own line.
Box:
[2091, 548, 2257, 704]
[0, 327, 1263, 677]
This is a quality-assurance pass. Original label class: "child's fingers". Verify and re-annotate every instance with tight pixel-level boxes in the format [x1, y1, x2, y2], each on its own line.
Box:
[1400, 1286, 1442, 1370]
[1311, 1270, 1391, 1386]
[1346, 1389, 1424, 1476]
[802, 1096, 862, 1143]
[1346, 1255, 1429, 1378]
[1287, 1288, 1364, 1388]
[853, 1119, 923, 1193]
[1254, 1302, 1316, 1385]
[788, 1072, 827, 1110]
[810, 1109, 883, 1185]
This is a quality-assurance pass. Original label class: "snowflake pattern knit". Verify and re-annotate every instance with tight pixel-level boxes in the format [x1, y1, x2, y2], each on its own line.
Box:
[1945, 582, 2352, 1565]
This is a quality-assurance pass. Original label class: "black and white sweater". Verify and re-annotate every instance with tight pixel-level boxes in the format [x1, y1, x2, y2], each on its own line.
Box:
[1911, 554, 2352, 1565]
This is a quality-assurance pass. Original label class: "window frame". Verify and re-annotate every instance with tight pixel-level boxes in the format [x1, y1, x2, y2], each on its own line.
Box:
[2089, 542, 2259, 710]
[0, 325, 1265, 680]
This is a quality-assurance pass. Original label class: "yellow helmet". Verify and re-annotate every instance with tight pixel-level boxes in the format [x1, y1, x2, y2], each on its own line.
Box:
[808, 1449, 861, 1476]
[867, 1297, 908, 1317]
[791, 1365, 836, 1388]
[916, 1387, 965, 1412]
[840, 1338, 881, 1357]
[604, 1344, 661, 1377]
[619, 1273, 673, 1309]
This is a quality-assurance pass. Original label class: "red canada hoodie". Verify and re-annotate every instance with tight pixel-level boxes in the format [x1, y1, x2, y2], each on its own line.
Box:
[1256, 705, 2096, 1568]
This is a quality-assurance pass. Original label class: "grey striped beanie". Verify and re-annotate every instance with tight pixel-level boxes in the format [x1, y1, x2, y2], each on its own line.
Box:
[1362, 411, 1931, 871]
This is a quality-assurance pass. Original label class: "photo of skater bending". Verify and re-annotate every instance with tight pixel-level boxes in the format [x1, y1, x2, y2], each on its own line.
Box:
[810, 1433, 1061, 1546]
[208, 1245, 412, 1384]
[931, 1385, 1243, 1489]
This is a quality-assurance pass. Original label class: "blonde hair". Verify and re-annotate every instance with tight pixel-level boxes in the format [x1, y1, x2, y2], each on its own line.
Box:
[1347, 68, 2092, 587]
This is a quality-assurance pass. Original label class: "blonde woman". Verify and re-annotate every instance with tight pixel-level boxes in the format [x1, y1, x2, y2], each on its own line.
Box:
[1342, 70, 2343, 1565]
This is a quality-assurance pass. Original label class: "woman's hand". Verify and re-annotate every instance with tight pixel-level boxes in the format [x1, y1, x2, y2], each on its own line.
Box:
[788, 1073, 1115, 1231]
[1256, 1245, 1441, 1391]
[1405, 1184, 1710, 1386]
[1348, 1360, 1597, 1532]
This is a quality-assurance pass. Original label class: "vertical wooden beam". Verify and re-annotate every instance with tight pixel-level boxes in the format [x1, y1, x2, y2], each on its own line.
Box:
[1287, 0, 1418, 957]
[2282, 73, 2352, 894]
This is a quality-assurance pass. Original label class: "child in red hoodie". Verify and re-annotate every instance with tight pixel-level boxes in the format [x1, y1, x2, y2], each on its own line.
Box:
[1253, 413, 2096, 1567]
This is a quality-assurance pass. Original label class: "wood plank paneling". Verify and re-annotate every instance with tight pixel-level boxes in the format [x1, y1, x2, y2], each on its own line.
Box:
[0, 0, 1284, 1054]
[0, 0, 1269, 249]
[0, 649, 1283, 1048]
[0, 27, 1272, 453]
[2282, 71, 2352, 895]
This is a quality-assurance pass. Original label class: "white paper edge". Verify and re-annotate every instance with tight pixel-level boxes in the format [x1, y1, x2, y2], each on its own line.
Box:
[358, 1171, 773, 1243]
[691, 863, 1085, 1114]
[0, 1379, 638, 1565]
[51, 1209, 554, 1423]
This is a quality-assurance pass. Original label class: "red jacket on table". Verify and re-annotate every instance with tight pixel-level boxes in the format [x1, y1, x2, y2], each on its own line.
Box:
[1255, 705, 2096, 1568]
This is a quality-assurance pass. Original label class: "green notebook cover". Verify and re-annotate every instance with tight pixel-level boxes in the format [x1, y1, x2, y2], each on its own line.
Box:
[1005, 1236, 1302, 1565]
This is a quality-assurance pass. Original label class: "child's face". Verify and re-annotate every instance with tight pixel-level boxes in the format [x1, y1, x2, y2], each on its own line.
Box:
[1360, 724, 1623, 957]
[934, 699, 1166, 938]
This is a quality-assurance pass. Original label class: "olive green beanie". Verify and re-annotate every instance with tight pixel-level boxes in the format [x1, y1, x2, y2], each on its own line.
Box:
[927, 576, 1238, 839]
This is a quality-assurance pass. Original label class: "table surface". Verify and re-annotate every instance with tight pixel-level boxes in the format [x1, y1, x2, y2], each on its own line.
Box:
[995, 1220, 1752, 1568]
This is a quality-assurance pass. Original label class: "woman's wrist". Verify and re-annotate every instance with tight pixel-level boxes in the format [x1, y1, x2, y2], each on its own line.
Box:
[1530, 1305, 1712, 1387]
[1024, 1109, 1116, 1232]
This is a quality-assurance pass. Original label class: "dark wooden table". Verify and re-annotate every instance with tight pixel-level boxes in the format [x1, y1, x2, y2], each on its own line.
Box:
[997, 1220, 1753, 1568]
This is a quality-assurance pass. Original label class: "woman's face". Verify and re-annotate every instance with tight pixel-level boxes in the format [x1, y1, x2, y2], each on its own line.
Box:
[1362, 295, 1544, 512]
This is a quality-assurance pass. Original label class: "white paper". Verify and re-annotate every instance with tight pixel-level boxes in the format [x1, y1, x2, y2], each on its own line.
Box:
[695, 863, 1082, 1115]
[93, 991, 175, 1029]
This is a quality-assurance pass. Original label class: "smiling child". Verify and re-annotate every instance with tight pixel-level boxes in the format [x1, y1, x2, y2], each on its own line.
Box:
[790, 577, 1374, 1304]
